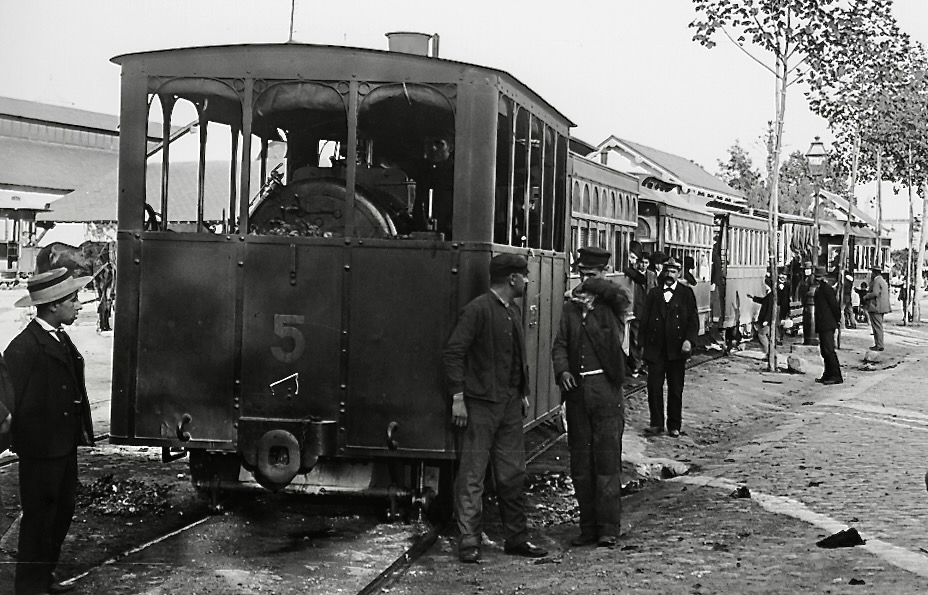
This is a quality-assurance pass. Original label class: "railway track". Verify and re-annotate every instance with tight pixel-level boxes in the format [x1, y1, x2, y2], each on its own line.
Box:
[2, 349, 733, 593]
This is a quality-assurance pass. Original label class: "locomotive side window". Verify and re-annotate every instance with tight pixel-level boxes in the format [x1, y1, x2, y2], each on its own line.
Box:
[494, 96, 514, 244]
[146, 79, 245, 233]
[494, 97, 566, 250]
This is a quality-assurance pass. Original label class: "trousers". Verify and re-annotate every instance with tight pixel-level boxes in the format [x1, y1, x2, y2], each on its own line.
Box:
[647, 357, 686, 432]
[565, 374, 624, 539]
[869, 311, 885, 349]
[818, 329, 843, 381]
[16, 452, 78, 595]
[455, 389, 527, 550]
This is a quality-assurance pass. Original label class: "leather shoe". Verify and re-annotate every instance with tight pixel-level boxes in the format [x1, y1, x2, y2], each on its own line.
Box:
[597, 535, 618, 547]
[459, 546, 480, 563]
[48, 581, 75, 594]
[504, 541, 548, 558]
[814, 377, 825, 383]
[869, 346, 884, 351]
[668, 429, 680, 438]
[643, 426, 664, 435]
[570, 533, 598, 547]
[822, 378, 843, 385]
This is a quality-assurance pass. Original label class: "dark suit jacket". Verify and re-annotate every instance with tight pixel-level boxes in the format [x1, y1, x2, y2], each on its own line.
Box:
[4, 320, 94, 458]
[814, 280, 841, 333]
[0, 355, 14, 453]
[443, 292, 529, 402]
[552, 278, 630, 392]
[639, 282, 699, 362]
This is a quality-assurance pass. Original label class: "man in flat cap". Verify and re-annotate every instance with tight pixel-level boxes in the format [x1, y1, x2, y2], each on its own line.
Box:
[638, 257, 698, 438]
[862, 264, 891, 351]
[813, 266, 843, 384]
[553, 246, 630, 547]
[6, 267, 94, 595]
[443, 253, 547, 563]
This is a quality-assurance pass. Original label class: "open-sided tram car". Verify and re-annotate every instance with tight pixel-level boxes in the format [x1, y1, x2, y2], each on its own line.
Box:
[109, 42, 573, 513]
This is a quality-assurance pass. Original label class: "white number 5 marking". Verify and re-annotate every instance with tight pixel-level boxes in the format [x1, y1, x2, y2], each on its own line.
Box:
[271, 314, 305, 363]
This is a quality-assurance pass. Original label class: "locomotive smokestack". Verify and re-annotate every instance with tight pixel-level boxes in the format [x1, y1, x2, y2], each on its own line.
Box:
[385, 32, 439, 57]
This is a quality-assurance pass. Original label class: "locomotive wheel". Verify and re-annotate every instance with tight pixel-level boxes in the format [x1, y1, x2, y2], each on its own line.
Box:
[250, 177, 396, 238]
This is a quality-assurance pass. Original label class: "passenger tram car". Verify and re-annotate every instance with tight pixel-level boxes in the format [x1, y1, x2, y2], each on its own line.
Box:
[109, 40, 573, 513]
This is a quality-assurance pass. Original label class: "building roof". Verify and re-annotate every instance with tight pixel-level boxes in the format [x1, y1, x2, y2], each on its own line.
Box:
[597, 135, 745, 204]
[0, 136, 118, 193]
[818, 189, 891, 234]
[40, 160, 273, 223]
[0, 189, 53, 211]
[0, 96, 169, 139]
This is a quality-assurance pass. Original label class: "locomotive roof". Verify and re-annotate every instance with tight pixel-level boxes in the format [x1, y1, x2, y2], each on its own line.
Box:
[111, 43, 575, 128]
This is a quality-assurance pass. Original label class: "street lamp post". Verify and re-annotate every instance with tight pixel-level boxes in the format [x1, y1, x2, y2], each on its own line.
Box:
[806, 136, 827, 265]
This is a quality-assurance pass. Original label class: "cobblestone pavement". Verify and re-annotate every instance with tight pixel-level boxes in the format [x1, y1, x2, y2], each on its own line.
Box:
[395, 307, 928, 594]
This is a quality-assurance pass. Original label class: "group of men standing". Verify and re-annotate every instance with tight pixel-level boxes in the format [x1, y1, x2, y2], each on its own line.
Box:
[443, 246, 698, 563]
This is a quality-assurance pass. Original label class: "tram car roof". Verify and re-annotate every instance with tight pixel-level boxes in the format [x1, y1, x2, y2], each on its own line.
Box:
[638, 184, 714, 225]
[111, 43, 575, 132]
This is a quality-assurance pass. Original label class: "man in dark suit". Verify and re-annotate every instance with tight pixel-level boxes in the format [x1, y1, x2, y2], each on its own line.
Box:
[443, 254, 547, 564]
[813, 266, 843, 385]
[6, 267, 94, 595]
[552, 246, 630, 548]
[639, 257, 699, 438]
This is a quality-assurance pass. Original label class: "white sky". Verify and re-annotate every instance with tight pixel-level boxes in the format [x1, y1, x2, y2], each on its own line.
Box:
[1, 0, 926, 218]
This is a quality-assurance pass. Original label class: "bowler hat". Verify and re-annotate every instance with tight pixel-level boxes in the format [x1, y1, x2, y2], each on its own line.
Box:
[577, 246, 611, 270]
[629, 241, 642, 259]
[651, 251, 667, 265]
[663, 257, 681, 271]
[489, 254, 528, 279]
[14, 268, 91, 308]
[814, 266, 828, 277]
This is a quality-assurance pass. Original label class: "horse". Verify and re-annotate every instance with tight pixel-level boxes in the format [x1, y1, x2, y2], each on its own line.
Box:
[35, 241, 116, 332]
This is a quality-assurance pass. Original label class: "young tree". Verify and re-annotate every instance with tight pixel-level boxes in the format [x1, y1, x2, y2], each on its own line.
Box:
[690, 0, 890, 369]
[717, 140, 765, 210]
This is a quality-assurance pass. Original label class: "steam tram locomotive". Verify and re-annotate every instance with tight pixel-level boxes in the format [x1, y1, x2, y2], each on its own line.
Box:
[108, 41, 814, 513]
[109, 42, 574, 512]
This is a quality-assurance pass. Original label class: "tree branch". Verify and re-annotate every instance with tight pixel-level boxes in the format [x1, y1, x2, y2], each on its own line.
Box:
[720, 26, 777, 77]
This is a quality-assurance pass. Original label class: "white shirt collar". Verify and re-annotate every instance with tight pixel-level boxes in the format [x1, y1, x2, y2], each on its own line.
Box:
[663, 281, 677, 292]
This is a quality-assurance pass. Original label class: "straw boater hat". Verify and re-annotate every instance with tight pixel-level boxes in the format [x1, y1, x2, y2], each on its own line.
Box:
[14, 268, 92, 308]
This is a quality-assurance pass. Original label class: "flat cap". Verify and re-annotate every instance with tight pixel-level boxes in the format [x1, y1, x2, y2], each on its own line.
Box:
[490, 253, 529, 278]
[577, 246, 611, 269]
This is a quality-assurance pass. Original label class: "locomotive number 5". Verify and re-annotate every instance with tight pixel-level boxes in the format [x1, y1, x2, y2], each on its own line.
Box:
[271, 314, 306, 363]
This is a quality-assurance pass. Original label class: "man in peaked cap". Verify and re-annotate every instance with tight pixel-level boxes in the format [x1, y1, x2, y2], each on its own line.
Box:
[638, 257, 699, 438]
[6, 268, 94, 595]
[443, 254, 547, 563]
[553, 246, 630, 547]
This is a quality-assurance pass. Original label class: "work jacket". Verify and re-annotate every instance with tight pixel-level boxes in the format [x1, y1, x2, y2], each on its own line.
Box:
[552, 278, 629, 392]
[864, 274, 891, 314]
[443, 292, 529, 402]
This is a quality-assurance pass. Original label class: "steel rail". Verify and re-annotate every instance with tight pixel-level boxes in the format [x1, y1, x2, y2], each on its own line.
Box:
[356, 521, 445, 595]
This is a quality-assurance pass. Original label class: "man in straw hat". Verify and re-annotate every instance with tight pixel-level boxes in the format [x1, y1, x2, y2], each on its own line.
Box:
[6, 267, 94, 594]
[443, 254, 547, 564]
[638, 257, 698, 438]
[552, 246, 630, 547]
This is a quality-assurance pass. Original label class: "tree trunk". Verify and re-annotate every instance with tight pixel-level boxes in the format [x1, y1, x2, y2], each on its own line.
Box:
[906, 146, 914, 326]
[837, 132, 861, 349]
[915, 179, 928, 324]
[766, 54, 787, 373]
